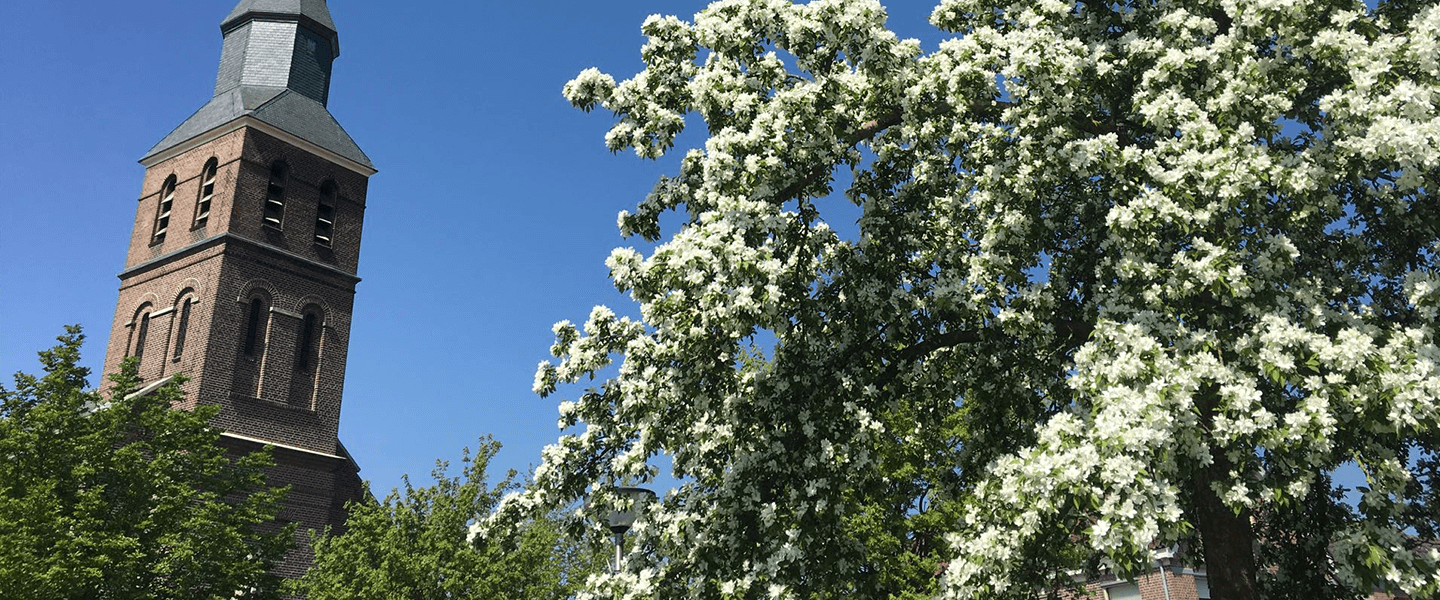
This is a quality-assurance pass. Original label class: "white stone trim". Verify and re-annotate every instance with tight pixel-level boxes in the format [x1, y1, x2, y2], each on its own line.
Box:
[220, 431, 344, 460]
[270, 307, 303, 319]
[124, 374, 177, 400]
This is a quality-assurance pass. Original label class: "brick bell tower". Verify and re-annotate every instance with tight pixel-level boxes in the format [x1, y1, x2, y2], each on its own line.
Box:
[100, 0, 373, 580]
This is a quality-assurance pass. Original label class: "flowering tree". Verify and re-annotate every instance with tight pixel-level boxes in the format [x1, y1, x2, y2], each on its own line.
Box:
[498, 0, 1440, 598]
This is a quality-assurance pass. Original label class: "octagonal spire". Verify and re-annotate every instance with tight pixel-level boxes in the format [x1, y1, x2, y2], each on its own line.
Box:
[213, 0, 340, 106]
[141, 0, 372, 170]
[222, 0, 337, 38]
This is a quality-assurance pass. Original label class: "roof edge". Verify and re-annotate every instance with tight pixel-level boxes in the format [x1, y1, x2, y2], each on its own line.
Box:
[139, 114, 376, 176]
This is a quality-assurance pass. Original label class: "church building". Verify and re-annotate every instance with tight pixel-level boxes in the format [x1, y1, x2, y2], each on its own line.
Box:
[99, 0, 372, 580]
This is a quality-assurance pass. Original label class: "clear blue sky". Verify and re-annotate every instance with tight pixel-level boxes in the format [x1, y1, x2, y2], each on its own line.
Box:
[0, 0, 1381, 517]
[0, 0, 948, 495]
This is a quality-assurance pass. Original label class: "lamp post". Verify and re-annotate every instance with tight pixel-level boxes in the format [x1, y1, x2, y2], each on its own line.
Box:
[600, 486, 656, 573]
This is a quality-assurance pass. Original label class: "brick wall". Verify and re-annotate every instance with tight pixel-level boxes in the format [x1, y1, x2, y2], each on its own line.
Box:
[1060, 568, 1207, 600]
[218, 435, 366, 582]
[102, 122, 372, 589]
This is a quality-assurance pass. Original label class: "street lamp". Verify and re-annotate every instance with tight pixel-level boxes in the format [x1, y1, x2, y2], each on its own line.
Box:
[600, 486, 656, 573]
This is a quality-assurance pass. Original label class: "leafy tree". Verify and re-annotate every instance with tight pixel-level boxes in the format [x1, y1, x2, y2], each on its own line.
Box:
[0, 327, 292, 599]
[1252, 472, 1364, 600]
[491, 0, 1440, 598]
[293, 437, 605, 600]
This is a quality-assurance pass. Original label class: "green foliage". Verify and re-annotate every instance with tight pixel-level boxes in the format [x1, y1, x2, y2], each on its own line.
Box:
[293, 437, 605, 600]
[1253, 472, 1365, 600]
[0, 326, 292, 599]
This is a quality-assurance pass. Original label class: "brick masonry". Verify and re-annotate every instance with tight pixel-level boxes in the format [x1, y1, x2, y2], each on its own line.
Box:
[101, 122, 370, 586]
[1056, 567, 1427, 599]
[1064, 568, 1207, 600]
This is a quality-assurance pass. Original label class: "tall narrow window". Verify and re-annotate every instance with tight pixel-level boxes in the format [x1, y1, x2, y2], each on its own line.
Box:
[153, 176, 176, 242]
[194, 159, 217, 228]
[172, 299, 193, 360]
[314, 181, 337, 246]
[243, 298, 264, 356]
[296, 311, 319, 372]
[263, 162, 287, 228]
[134, 311, 152, 359]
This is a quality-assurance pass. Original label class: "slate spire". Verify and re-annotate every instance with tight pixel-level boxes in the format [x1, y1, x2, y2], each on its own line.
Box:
[141, 0, 371, 171]
[222, 0, 337, 36]
[215, 0, 340, 106]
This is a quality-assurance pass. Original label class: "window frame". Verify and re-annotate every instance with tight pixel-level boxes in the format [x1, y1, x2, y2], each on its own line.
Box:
[295, 309, 321, 373]
[193, 158, 218, 229]
[242, 297, 266, 357]
[313, 180, 337, 247]
[152, 175, 177, 244]
[1103, 582, 1142, 600]
[132, 306, 153, 360]
[263, 161, 287, 229]
[172, 297, 194, 361]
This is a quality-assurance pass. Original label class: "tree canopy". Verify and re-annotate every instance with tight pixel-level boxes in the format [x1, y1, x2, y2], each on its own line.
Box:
[493, 0, 1439, 598]
[293, 438, 604, 600]
[0, 328, 292, 599]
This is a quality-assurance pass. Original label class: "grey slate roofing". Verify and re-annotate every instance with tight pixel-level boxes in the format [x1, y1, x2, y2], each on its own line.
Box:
[142, 0, 370, 169]
[141, 86, 373, 169]
[223, 0, 336, 34]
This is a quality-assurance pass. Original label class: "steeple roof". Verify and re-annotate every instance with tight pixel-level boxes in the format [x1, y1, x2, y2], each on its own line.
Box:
[140, 0, 370, 171]
[222, 0, 336, 36]
[141, 87, 373, 171]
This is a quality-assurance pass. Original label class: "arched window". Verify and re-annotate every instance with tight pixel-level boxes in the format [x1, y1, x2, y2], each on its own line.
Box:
[153, 175, 176, 242]
[295, 309, 321, 373]
[233, 291, 271, 398]
[194, 158, 217, 228]
[243, 297, 266, 356]
[314, 180, 337, 246]
[130, 304, 154, 359]
[172, 296, 195, 360]
[263, 162, 287, 228]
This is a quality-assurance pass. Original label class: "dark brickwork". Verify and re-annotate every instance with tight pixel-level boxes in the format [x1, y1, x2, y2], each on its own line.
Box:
[218, 435, 366, 583]
[103, 119, 370, 592]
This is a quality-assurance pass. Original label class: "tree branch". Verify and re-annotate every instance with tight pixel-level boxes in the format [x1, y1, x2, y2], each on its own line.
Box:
[773, 98, 1012, 203]
[876, 321, 1094, 386]
[773, 107, 906, 203]
[897, 321, 1093, 362]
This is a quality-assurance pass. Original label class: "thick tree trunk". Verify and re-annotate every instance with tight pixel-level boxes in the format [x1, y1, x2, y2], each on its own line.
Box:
[1193, 448, 1262, 600]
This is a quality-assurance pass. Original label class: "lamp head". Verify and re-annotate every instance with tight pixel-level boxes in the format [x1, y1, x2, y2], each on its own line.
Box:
[603, 486, 657, 535]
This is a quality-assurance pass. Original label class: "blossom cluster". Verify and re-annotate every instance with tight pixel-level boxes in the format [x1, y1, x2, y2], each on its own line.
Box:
[493, 1, 1440, 598]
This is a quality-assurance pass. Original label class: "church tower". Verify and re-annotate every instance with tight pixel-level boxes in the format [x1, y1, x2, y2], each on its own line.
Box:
[101, 0, 372, 580]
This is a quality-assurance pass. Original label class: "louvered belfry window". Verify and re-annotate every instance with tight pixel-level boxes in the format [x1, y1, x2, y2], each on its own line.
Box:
[153, 176, 176, 242]
[194, 159, 217, 228]
[263, 162, 287, 228]
[314, 181, 337, 246]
